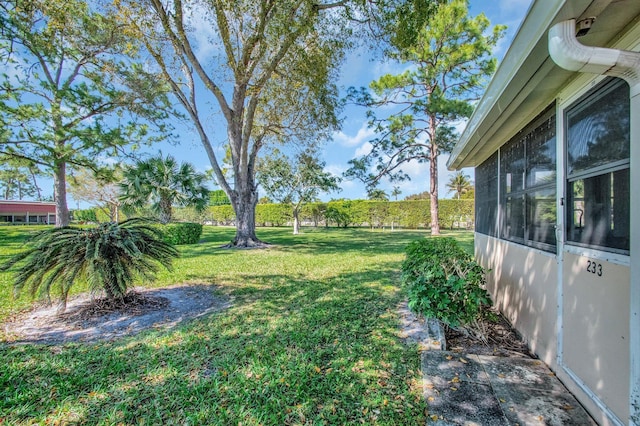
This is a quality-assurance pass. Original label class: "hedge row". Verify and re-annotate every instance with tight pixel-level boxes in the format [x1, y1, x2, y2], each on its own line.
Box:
[173, 199, 474, 230]
[75, 199, 474, 230]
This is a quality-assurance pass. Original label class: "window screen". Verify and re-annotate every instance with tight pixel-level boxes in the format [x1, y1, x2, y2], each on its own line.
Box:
[475, 152, 498, 237]
[499, 105, 557, 251]
[565, 78, 630, 254]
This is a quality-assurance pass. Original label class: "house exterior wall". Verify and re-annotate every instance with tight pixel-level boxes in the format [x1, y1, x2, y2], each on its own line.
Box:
[475, 234, 558, 365]
[0, 201, 56, 224]
[448, 1, 640, 422]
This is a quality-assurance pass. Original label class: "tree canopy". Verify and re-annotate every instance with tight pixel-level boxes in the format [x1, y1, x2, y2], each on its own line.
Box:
[0, 0, 172, 226]
[115, 0, 439, 247]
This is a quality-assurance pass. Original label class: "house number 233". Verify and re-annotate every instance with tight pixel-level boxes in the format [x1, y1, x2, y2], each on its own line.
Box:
[586, 260, 603, 277]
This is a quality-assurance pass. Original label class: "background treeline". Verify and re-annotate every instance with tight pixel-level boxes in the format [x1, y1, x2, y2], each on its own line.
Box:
[187, 199, 472, 230]
[74, 199, 473, 230]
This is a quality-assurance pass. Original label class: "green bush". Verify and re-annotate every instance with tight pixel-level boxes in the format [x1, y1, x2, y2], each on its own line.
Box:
[401, 237, 491, 327]
[1, 218, 178, 313]
[156, 222, 203, 245]
[73, 208, 98, 223]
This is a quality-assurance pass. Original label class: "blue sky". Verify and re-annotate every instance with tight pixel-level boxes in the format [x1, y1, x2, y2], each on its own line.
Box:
[61, 1, 532, 207]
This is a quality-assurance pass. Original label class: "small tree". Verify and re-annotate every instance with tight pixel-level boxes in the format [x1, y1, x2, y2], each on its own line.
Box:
[68, 168, 123, 222]
[1, 218, 179, 314]
[120, 154, 209, 224]
[446, 171, 473, 200]
[0, 156, 41, 200]
[258, 150, 340, 234]
[391, 186, 402, 201]
[367, 188, 389, 201]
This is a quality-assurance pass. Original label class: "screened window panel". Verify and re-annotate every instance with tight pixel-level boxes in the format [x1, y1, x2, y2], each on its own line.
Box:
[526, 115, 556, 188]
[501, 194, 525, 241]
[500, 138, 525, 194]
[526, 187, 556, 248]
[475, 153, 499, 237]
[567, 169, 629, 252]
[498, 104, 556, 251]
[566, 79, 630, 177]
[565, 78, 630, 254]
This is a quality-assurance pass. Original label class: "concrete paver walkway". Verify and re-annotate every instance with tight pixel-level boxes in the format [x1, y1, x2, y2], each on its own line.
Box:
[422, 351, 597, 425]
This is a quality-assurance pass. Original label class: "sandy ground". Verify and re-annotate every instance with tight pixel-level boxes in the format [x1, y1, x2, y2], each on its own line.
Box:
[2, 284, 231, 345]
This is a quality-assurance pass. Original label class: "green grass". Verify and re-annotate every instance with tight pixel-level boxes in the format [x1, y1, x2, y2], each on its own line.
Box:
[0, 226, 473, 425]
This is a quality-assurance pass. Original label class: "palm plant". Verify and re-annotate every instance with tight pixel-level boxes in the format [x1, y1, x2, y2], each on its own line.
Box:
[446, 171, 473, 199]
[120, 154, 209, 224]
[1, 218, 179, 314]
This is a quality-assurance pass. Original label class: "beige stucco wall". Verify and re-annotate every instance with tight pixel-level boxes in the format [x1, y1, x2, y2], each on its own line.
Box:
[475, 233, 559, 365]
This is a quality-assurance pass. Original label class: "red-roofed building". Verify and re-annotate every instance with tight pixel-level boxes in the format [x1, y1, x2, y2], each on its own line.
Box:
[0, 200, 56, 224]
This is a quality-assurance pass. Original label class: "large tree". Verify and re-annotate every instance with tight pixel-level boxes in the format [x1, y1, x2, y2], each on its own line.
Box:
[346, 0, 504, 235]
[257, 150, 340, 235]
[0, 0, 172, 226]
[116, 0, 435, 247]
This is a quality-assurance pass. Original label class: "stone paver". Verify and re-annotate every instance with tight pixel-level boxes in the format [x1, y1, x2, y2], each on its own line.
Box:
[422, 351, 597, 425]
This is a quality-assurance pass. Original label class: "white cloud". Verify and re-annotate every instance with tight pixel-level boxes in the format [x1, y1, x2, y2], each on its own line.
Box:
[324, 163, 345, 177]
[354, 141, 373, 158]
[333, 124, 375, 147]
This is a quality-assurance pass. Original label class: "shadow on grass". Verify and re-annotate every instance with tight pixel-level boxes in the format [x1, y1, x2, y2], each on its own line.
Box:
[0, 263, 428, 424]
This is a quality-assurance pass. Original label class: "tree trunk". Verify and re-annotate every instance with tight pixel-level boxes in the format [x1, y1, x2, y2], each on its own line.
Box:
[54, 161, 70, 227]
[229, 183, 264, 247]
[292, 207, 300, 235]
[159, 196, 172, 224]
[429, 121, 440, 236]
[30, 168, 42, 200]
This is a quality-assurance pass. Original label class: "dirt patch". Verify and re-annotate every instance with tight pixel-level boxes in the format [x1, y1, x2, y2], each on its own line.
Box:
[2, 284, 231, 345]
[444, 309, 534, 358]
[398, 301, 533, 358]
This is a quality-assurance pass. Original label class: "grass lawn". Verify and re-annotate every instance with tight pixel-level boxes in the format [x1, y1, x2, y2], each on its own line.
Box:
[0, 225, 473, 425]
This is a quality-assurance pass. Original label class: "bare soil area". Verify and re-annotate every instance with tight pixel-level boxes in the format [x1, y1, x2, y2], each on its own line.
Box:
[444, 308, 534, 358]
[1, 284, 231, 345]
[399, 301, 533, 358]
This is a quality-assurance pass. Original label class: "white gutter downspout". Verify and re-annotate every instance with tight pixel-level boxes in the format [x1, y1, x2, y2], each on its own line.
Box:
[549, 19, 640, 426]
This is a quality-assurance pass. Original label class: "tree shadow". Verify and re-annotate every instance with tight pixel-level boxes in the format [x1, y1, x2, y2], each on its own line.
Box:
[0, 264, 428, 424]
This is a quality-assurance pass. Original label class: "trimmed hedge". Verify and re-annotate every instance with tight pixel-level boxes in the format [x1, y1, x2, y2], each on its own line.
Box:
[199, 199, 474, 230]
[154, 222, 203, 245]
[401, 237, 491, 327]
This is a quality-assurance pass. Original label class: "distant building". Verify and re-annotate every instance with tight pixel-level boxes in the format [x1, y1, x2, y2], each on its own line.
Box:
[448, 1, 640, 424]
[0, 200, 56, 224]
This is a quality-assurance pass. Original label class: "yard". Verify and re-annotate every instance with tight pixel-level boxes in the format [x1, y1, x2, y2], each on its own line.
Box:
[0, 226, 473, 424]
